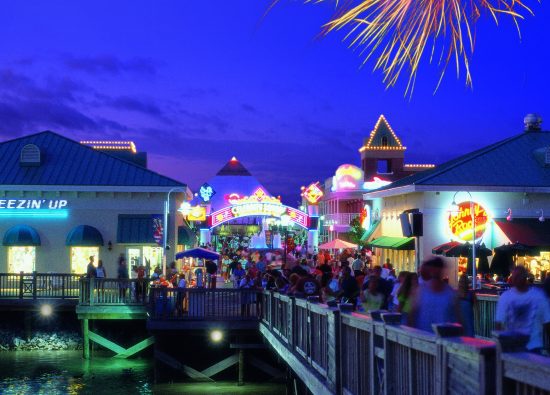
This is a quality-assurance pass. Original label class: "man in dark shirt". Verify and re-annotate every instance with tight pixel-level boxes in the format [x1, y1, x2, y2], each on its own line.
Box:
[296, 274, 321, 297]
[339, 266, 360, 309]
[86, 256, 96, 278]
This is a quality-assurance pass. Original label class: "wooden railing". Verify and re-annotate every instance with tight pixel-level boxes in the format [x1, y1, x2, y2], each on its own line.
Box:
[261, 291, 550, 395]
[148, 287, 262, 321]
[0, 272, 81, 299]
[78, 278, 149, 305]
[475, 293, 499, 338]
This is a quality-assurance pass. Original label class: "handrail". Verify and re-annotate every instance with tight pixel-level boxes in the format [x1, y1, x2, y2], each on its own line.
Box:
[78, 278, 149, 306]
[261, 290, 550, 395]
[0, 272, 81, 299]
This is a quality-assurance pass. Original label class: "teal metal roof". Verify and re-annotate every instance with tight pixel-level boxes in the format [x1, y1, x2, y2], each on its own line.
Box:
[371, 130, 550, 192]
[3, 225, 41, 246]
[66, 225, 104, 247]
[0, 131, 185, 187]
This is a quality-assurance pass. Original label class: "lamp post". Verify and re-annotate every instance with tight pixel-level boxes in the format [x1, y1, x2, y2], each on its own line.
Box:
[451, 191, 477, 289]
[163, 187, 190, 276]
[281, 214, 291, 267]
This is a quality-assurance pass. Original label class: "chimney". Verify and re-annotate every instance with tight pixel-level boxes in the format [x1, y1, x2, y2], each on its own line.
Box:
[524, 113, 543, 132]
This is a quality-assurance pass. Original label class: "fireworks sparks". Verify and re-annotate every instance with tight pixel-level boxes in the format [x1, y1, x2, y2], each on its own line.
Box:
[305, 0, 536, 94]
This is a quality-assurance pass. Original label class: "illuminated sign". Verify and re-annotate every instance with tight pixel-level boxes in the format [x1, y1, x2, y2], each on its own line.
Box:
[363, 177, 391, 190]
[227, 187, 280, 205]
[199, 183, 215, 202]
[210, 203, 309, 228]
[0, 199, 68, 210]
[361, 205, 372, 230]
[448, 201, 489, 242]
[332, 164, 364, 191]
[301, 182, 324, 205]
[187, 206, 207, 221]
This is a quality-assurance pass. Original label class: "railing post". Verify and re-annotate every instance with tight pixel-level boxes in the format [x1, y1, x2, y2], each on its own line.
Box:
[381, 313, 402, 395]
[327, 307, 341, 394]
[61, 275, 66, 299]
[19, 271, 24, 299]
[89, 277, 94, 306]
[32, 271, 37, 300]
[493, 331, 529, 395]
[288, 296, 296, 349]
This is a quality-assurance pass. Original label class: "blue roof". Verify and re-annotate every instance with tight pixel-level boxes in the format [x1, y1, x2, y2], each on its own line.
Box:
[370, 130, 550, 193]
[0, 131, 185, 187]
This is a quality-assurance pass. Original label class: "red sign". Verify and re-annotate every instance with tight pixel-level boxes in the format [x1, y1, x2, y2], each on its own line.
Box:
[448, 201, 488, 242]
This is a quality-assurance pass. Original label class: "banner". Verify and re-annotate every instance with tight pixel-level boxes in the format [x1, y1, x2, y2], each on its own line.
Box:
[152, 214, 164, 246]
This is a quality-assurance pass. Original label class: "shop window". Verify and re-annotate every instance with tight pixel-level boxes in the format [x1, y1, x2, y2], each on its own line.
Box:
[71, 247, 99, 274]
[8, 246, 36, 273]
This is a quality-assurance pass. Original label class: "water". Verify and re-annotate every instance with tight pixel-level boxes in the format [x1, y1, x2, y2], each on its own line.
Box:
[0, 351, 285, 395]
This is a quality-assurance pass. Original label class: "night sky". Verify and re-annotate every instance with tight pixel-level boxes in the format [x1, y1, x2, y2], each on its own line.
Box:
[0, 1, 548, 204]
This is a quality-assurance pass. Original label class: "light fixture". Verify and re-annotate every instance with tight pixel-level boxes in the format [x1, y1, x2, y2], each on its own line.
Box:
[210, 330, 223, 343]
[539, 209, 545, 222]
[108, 241, 113, 251]
[40, 304, 53, 317]
[506, 208, 513, 221]
[178, 201, 192, 216]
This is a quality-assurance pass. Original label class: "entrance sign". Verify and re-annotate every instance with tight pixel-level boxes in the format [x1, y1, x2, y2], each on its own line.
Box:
[301, 182, 324, 205]
[448, 201, 488, 242]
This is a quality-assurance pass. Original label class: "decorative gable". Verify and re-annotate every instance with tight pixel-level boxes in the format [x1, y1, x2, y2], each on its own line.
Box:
[360, 114, 406, 152]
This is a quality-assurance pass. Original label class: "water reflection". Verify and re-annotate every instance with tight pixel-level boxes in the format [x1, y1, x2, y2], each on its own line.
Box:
[0, 351, 284, 394]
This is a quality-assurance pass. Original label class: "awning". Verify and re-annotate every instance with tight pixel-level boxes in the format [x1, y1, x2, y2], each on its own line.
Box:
[3, 225, 41, 246]
[494, 218, 550, 249]
[360, 220, 381, 243]
[66, 225, 104, 247]
[432, 241, 461, 255]
[178, 226, 196, 246]
[369, 236, 415, 250]
[117, 215, 159, 244]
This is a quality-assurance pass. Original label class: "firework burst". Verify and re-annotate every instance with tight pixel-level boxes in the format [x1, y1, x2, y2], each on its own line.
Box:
[304, 0, 536, 94]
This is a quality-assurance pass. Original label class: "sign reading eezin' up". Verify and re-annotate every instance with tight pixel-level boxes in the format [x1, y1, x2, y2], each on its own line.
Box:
[0, 199, 68, 210]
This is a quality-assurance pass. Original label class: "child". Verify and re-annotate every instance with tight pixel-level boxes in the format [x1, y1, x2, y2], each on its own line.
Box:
[361, 276, 385, 313]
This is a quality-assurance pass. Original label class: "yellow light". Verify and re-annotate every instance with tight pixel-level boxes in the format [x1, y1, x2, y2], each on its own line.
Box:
[210, 330, 223, 342]
[40, 304, 53, 316]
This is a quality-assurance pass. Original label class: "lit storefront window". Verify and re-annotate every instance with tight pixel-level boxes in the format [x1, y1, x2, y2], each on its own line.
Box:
[71, 247, 99, 274]
[143, 246, 163, 271]
[8, 246, 36, 273]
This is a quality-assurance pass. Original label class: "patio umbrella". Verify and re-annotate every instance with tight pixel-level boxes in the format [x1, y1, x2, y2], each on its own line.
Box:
[494, 242, 539, 257]
[318, 239, 358, 250]
[175, 248, 220, 260]
[432, 241, 461, 255]
[443, 242, 492, 258]
[477, 254, 491, 275]
[490, 250, 514, 279]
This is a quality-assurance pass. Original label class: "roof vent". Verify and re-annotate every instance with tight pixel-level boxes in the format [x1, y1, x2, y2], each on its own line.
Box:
[20, 144, 41, 167]
[524, 113, 542, 132]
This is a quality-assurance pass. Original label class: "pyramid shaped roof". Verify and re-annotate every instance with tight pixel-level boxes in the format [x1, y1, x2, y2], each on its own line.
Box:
[360, 114, 405, 151]
[202, 157, 276, 211]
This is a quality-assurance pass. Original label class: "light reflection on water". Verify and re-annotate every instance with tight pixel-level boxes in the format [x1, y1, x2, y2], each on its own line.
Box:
[0, 351, 285, 395]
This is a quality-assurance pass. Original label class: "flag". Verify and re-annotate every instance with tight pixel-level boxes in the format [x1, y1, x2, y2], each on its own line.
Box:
[152, 214, 163, 246]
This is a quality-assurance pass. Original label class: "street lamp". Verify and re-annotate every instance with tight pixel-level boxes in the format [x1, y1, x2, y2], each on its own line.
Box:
[163, 187, 189, 276]
[451, 191, 477, 289]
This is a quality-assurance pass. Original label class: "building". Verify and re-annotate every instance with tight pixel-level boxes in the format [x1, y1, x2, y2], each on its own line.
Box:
[364, 114, 550, 282]
[318, 115, 434, 243]
[0, 131, 192, 275]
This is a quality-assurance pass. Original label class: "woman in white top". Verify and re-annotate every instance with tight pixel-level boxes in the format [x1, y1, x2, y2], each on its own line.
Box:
[96, 260, 106, 296]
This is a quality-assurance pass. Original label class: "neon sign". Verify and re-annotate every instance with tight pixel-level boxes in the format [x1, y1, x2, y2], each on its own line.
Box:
[227, 187, 280, 205]
[363, 177, 391, 190]
[448, 201, 489, 242]
[361, 205, 372, 230]
[301, 182, 324, 205]
[187, 206, 207, 221]
[210, 204, 309, 228]
[0, 199, 68, 210]
[332, 164, 364, 191]
[199, 183, 215, 202]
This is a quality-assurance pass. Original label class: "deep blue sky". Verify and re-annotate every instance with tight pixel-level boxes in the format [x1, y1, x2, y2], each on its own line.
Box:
[0, 1, 548, 204]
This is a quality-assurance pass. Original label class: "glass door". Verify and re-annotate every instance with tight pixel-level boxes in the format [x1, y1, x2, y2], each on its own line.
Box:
[127, 248, 141, 276]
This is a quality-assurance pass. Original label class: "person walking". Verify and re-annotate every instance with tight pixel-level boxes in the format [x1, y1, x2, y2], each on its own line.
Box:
[496, 265, 550, 353]
[457, 273, 476, 337]
[95, 259, 106, 298]
[117, 257, 129, 301]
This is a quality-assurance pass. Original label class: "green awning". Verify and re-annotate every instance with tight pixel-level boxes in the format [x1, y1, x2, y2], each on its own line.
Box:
[3, 225, 41, 246]
[360, 220, 380, 243]
[66, 225, 104, 247]
[369, 236, 415, 250]
[178, 226, 196, 246]
[117, 215, 158, 244]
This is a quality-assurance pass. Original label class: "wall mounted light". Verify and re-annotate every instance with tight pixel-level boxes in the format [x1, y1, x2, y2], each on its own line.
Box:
[108, 241, 113, 251]
[506, 208, 513, 221]
[539, 209, 545, 222]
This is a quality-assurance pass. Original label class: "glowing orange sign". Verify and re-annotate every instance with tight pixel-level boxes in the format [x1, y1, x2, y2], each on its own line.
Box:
[448, 201, 488, 242]
[227, 187, 281, 205]
[332, 164, 364, 191]
[301, 182, 324, 205]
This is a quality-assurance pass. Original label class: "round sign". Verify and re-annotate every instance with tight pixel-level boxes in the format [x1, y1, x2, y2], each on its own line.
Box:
[448, 201, 488, 242]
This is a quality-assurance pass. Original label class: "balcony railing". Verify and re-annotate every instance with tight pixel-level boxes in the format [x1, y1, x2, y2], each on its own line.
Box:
[0, 272, 81, 299]
[321, 213, 361, 226]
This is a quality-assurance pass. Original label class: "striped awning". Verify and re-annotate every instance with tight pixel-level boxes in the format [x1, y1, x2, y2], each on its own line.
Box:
[3, 225, 41, 246]
[369, 236, 415, 250]
[432, 241, 462, 255]
[66, 225, 104, 246]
